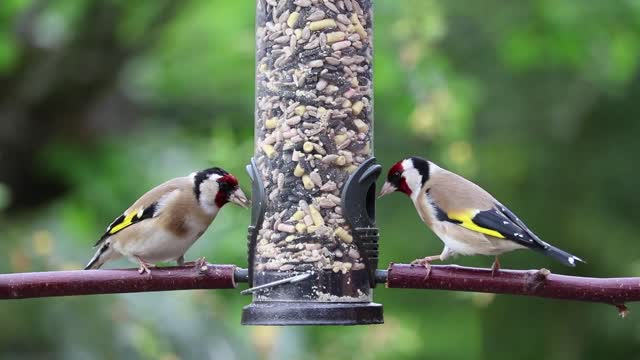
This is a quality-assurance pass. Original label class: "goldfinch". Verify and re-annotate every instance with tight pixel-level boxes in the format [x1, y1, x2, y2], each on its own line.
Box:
[85, 167, 249, 274]
[379, 157, 583, 276]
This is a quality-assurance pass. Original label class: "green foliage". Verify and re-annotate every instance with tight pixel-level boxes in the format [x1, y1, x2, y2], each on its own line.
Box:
[2, 0, 640, 359]
[0, 0, 25, 72]
[0, 34, 17, 73]
[0, 183, 9, 211]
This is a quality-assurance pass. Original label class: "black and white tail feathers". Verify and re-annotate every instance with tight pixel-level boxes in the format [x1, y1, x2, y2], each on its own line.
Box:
[537, 244, 584, 267]
[84, 241, 112, 270]
[493, 203, 584, 267]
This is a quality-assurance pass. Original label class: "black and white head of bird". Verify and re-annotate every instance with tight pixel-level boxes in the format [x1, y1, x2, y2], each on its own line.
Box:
[379, 157, 432, 199]
[192, 167, 250, 213]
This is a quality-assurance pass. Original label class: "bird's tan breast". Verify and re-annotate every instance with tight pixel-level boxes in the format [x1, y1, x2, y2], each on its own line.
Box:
[156, 189, 215, 238]
[111, 213, 214, 263]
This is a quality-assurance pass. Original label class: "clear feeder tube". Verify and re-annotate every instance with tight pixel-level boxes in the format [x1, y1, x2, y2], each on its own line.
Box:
[243, 0, 381, 325]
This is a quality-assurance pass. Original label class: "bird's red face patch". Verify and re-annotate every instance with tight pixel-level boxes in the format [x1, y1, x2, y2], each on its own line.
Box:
[387, 161, 412, 196]
[388, 162, 403, 178]
[398, 178, 411, 195]
[215, 174, 239, 207]
[220, 174, 238, 188]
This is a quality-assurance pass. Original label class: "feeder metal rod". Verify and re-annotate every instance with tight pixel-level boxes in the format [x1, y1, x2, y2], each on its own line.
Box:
[0, 265, 238, 299]
[240, 272, 312, 295]
[386, 264, 640, 306]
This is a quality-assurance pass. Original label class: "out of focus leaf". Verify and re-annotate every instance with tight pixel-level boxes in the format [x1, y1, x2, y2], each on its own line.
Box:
[0, 182, 10, 210]
[0, 34, 18, 72]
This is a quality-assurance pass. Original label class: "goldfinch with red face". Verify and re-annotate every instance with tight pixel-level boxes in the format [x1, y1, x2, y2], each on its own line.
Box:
[85, 167, 249, 274]
[379, 157, 583, 276]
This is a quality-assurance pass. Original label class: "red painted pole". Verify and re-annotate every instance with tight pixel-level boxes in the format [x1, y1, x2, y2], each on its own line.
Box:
[385, 264, 640, 315]
[2, 262, 639, 317]
[0, 265, 238, 299]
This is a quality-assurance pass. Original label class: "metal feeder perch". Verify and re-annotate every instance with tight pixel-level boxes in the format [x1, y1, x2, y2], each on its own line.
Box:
[242, 0, 380, 325]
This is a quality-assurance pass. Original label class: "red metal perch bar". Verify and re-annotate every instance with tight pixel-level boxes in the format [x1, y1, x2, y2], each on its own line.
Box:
[384, 264, 640, 316]
[2, 263, 639, 317]
[0, 264, 238, 299]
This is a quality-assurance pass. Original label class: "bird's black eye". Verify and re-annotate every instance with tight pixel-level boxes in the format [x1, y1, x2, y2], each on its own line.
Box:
[388, 171, 402, 186]
[217, 174, 239, 196]
[218, 181, 231, 193]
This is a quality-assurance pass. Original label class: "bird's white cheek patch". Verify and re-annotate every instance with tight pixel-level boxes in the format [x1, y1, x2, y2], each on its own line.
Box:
[202, 203, 219, 216]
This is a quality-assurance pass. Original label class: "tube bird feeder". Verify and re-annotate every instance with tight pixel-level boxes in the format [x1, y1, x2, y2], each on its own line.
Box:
[242, 0, 381, 325]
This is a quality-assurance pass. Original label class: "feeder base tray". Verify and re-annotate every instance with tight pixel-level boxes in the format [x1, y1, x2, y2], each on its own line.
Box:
[241, 301, 383, 326]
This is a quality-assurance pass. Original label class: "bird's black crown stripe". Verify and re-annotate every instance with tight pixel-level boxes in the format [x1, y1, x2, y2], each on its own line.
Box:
[194, 167, 229, 202]
[410, 156, 430, 185]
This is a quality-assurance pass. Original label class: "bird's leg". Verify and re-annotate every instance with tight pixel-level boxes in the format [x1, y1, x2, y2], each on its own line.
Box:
[180, 256, 207, 267]
[194, 257, 207, 269]
[491, 256, 501, 277]
[195, 257, 208, 273]
[410, 255, 442, 266]
[176, 255, 185, 266]
[411, 247, 452, 280]
[410, 255, 442, 280]
[181, 256, 207, 266]
[135, 256, 154, 275]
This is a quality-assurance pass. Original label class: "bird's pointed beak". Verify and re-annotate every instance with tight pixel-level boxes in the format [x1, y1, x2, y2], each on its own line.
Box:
[229, 188, 251, 209]
[378, 182, 397, 199]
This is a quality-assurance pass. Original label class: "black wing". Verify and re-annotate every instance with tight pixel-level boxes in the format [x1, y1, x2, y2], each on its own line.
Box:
[94, 202, 158, 246]
[471, 204, 548, 250]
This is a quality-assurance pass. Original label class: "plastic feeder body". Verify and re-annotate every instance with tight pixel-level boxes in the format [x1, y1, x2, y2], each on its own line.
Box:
[242, 0, 381, 325]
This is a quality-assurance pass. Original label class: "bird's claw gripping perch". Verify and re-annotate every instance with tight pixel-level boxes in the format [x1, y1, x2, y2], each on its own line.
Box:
[411, 257, 434, 280]
[491, 256, 501, 278]
[135, 256, 154, 276]
[177, 257, 208, 273]
[195, 257, 208, 273]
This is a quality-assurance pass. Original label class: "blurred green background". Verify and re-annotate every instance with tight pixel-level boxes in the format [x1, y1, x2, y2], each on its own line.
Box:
[1, 0, 639, 359]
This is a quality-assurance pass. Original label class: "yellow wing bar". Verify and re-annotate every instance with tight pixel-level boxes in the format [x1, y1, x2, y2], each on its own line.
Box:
[447, 210, 506, 239]
[108, 207, 144, 235]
